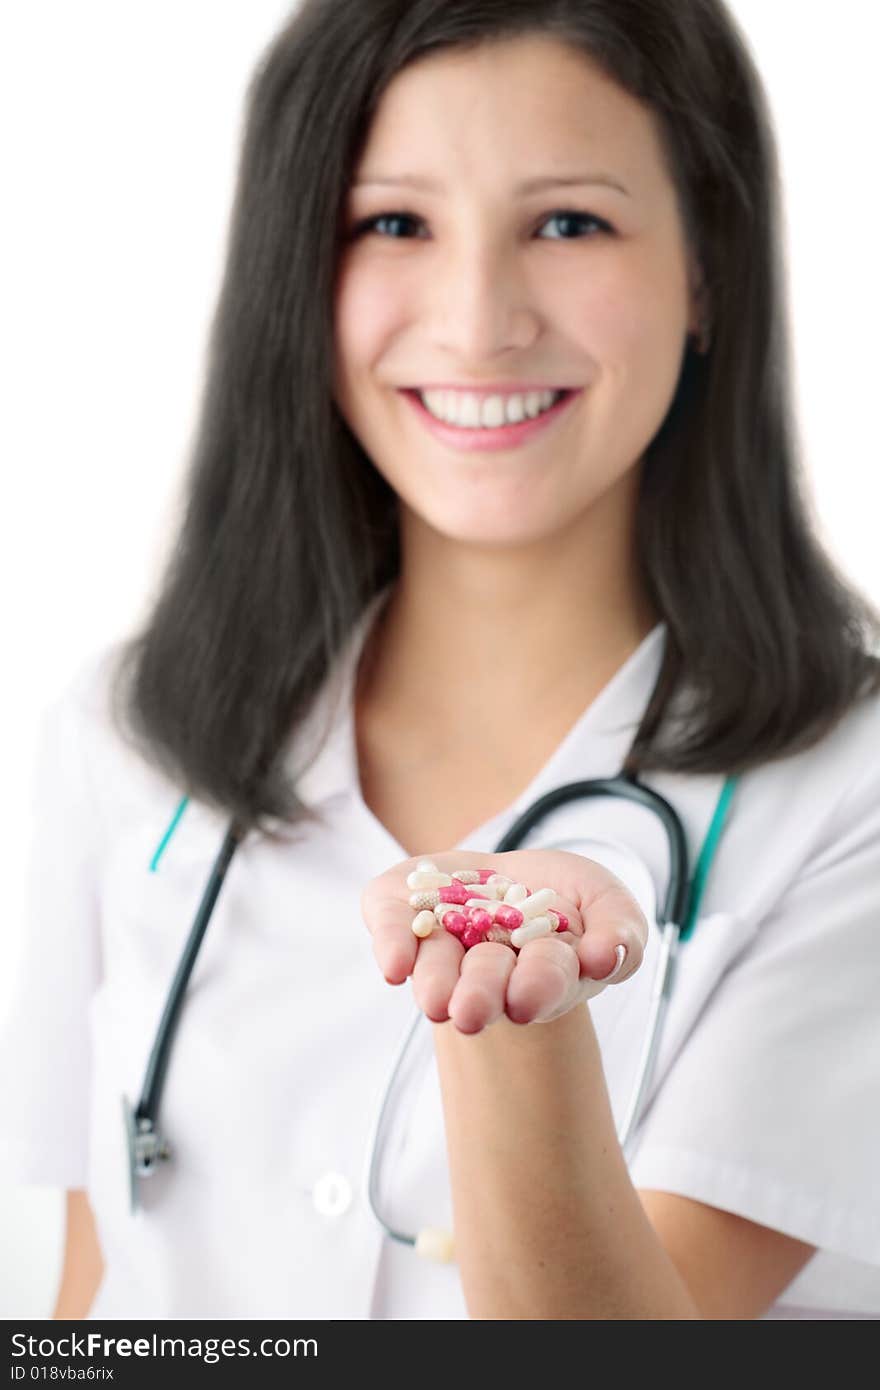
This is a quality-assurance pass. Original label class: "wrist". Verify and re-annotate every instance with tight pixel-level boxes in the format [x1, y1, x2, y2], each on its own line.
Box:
[432, 1000, 595, 1069]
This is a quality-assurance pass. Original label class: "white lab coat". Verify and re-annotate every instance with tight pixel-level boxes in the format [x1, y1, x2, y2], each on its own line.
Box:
[1, 585, 879, 1319]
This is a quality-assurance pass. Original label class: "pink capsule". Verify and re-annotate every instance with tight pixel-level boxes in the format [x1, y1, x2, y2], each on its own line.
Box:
[469, 908, 493, 932]
[494, 904, 524, 930]
[554, 912, 569, 931]
[476, 869, 496, 883]
[438, 883, 472, 905]
[464, 928, 492, 950]
[443, 911, 467, 937]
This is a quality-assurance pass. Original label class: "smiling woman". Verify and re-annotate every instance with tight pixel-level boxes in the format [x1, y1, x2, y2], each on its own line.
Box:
[332, 34, 700, 591]
[2, 0, 880, 1327]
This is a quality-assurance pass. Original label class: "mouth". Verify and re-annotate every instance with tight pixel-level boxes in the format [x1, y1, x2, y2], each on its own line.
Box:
[399, 387, 580, 453]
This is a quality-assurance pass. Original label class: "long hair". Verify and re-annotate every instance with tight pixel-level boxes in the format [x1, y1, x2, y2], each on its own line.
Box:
[108, 0, 880, 839]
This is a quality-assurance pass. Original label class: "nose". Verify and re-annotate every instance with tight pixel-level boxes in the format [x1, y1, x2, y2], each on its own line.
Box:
[427, 238, 540, 364]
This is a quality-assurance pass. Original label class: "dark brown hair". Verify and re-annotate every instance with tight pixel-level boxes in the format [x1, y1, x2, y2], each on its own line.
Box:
[108, 0, 880, 839]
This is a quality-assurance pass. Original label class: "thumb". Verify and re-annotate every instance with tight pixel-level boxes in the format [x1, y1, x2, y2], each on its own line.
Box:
[573, 837, 657, 933]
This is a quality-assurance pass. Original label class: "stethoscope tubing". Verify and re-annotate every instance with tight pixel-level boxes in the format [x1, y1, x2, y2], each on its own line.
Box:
[124, 771, 700, 1228]
[138, 821, 244, 1123]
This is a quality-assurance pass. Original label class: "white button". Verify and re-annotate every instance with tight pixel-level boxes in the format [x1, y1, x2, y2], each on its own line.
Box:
[312, 1171, 353, 1217]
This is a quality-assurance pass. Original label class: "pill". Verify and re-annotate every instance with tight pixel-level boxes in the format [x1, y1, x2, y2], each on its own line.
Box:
[503, 882, 529, 904]
[470, 880, 502, 899]
[462, 925, 485, 949]
[438, 883, 474, 905]
[468, 908, 493, 932]
[411, 910, 437, 938]
[518, 888, 558, 921]
[433, 901, 462, 922]
[494, 904, 524, 929]
[442, 911, 467, 937]
[406, 870, 454, 890]
[547, 909, 569, 932]
[464, 897, 502, 917]
[510, 915, 554, 947]
[476, 869, 496, 883]
[409, 889, 440, 910]
[485, 874, 514, 893]
[450, 869, 481, 884]
[486, 925, 514, 946]
[416, 858, 440, 874]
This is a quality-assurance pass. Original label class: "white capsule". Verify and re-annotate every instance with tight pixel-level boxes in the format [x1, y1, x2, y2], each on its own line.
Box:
[486, 874, 514, 893]
[518, 887, 559, 920]
[478, 880, 507, 900]
[486, 925, 514, 946]
[510, 915, 554, 947]
[415, 1226, 455, 1263]
[406, 869, 454, 890]
[503, 882, 529, 904]
[450, 869, 481, 884]
[416, 858, 440, 873]
[409, 889, 440, 910]
[411, 910, 437, 939]
[464, 897, 502, 917]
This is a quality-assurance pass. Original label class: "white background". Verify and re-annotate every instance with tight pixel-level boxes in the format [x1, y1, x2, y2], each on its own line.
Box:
[0, 0, 877, 1318]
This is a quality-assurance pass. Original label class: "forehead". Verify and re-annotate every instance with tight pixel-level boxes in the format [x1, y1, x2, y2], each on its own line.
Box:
[355, 33, 665, 185]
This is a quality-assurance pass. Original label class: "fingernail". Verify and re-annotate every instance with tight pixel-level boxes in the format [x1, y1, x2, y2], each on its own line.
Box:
[596, 944, 626, 981]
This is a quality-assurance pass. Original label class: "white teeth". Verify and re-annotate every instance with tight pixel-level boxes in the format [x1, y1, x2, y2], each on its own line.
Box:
[419, 388, 563, 428]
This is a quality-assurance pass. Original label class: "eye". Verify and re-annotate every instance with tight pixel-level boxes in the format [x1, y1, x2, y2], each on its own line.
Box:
[536, 209, 613, 239]
[347, 208, 614, 242]
[349, 211, 426, 240]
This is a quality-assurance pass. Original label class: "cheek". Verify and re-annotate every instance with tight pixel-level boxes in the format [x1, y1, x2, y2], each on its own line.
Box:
[554, 253, 690, 469]
[333, 262, 406, 393]
[558, 260, 687, 360]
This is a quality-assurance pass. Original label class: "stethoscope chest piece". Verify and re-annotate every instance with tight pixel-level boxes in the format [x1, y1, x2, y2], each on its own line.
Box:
[122, 1092, 172, 1214]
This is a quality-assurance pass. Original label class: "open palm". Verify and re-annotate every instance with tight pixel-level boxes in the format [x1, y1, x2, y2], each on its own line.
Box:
[361, 848, 649, 1034]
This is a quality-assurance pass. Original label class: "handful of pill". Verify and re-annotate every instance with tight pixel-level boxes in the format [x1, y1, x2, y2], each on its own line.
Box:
[407, 859, 569, 949]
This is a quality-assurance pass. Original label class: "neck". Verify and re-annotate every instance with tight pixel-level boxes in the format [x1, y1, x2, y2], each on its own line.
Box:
[358, 477, 659, 744]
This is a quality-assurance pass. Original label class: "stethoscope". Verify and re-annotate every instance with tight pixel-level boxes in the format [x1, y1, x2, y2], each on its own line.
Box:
[123, 765, 739, 1250]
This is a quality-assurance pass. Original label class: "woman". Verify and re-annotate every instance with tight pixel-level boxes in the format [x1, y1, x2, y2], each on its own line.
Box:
[1, 0, 878, 1320]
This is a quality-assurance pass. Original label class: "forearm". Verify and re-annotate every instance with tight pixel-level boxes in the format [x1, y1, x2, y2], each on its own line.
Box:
[432, 1007, 701, 1319]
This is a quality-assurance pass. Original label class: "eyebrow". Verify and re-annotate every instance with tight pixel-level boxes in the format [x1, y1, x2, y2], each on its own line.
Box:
[352, 172, 631, 197]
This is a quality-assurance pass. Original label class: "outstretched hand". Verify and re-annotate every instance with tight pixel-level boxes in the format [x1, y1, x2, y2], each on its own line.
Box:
[361, 849, 649, 1034]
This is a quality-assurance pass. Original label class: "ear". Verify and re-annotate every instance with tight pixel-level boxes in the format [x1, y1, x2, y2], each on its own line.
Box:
[686, 255, 712, 354]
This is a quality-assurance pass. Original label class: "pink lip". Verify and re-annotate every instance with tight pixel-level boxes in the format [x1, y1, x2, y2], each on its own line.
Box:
[407, 382, 573, 397]
[400, 388, 580, 453]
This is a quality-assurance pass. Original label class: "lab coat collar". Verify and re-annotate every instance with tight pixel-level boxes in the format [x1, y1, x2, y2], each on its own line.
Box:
[286, 584, 669, 816]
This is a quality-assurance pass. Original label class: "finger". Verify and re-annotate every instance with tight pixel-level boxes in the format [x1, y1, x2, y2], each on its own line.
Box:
[572, 880, 649, 985]
[447, 942, 517, 1035]
[363, 887, 422, 983]
[411, 922, 464, 1022]
[362, 854, 504, 983]
[505, 934, 581, 1025]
